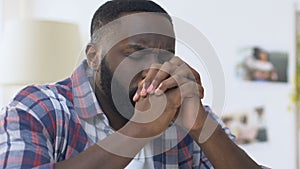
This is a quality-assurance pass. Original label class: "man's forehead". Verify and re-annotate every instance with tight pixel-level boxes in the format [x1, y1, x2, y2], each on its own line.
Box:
[97, 12, 175, 51]
[117, 12, 174, 36]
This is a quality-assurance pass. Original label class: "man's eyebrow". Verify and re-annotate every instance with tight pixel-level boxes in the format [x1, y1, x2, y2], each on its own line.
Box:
[127, 44, 146, 51]
[128, 44, 175, 53]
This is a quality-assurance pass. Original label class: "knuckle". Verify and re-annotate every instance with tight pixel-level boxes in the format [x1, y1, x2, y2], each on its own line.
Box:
[172, 74, 181, 83]
[161, 61, 175, 74]
[154, 72, 168, 83]
[158, 69, 170, 77]
[194, 72, 201, 81]
[189, 68, 201, 80]
[170, 56, 184, 65]
[162, 60, 172, 67]
[183, 81, 198, 93]
[150, 63, 161, 69]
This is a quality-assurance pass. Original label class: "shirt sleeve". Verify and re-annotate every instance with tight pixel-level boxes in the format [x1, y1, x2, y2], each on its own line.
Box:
[0, 103, 55, 169]
[205, 106, 236, 141]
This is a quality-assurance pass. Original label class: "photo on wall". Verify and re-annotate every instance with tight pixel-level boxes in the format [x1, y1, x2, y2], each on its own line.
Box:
[236, 46, 288, 83]
[222, 106, 268, 145]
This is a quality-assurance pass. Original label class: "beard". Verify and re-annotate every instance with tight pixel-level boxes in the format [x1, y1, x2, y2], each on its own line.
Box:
[100, 57, 137, 120]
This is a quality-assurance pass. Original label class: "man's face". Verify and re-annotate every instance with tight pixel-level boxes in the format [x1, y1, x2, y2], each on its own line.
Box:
[94, 13, 175, 119]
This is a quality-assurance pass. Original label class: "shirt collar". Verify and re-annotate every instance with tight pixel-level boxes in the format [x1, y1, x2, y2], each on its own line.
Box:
[71, 60, 104, 118]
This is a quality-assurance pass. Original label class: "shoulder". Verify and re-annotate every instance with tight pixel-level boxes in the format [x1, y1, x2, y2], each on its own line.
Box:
[13, 78, 73, 107]
[6, 78, 74, 135]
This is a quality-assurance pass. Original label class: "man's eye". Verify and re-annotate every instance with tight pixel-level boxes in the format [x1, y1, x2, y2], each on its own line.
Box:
[123, 50, 134, 57]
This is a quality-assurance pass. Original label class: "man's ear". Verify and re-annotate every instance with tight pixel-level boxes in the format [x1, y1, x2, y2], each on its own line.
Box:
[86, 43, 101, 71]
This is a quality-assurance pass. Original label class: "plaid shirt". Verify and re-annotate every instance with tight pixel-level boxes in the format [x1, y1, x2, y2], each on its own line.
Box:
[0, 60, 269, 169]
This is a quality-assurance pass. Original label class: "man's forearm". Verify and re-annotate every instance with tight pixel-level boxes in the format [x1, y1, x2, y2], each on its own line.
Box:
[54, 123, 150, 169]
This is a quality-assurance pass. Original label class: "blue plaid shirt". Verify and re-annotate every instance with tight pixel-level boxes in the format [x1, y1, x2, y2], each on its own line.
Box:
[0, 60, 269, 169]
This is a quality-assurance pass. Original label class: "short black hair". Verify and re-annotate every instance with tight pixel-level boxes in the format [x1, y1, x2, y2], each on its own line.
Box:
[253, 47, 269, 61]
[253, 47, 262, 59]
[90, 0, 172, 41]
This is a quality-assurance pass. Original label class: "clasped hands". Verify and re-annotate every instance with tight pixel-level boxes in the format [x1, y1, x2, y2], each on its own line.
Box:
[129, 56, 206, 138]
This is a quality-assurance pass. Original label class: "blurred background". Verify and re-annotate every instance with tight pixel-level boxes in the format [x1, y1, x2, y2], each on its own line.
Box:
[0, 0, 298, 168]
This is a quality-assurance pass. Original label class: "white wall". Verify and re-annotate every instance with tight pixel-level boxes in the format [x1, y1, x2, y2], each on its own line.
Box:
[18, 0, 298, 168]
[0, 0, 3, 34]
[157, 1, 296, 168]
[0, 0, 3, 107]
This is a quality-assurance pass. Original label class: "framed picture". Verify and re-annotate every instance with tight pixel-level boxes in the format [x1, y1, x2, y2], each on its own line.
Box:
[222, 106, 268, 145]
[236, 46, 288, 83]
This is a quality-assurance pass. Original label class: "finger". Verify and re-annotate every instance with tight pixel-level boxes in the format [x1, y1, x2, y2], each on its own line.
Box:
[173, 63, 196, 80]
[151, 56, 187, 93]
[182, 65, 203, 98]
[170, 56, 202, 85]
[168, 56, 202, 88]
[133, 79, 145, 102]
[150, 61, 177, 92]
[169, 56, 184, 66]
[141, 63, 161, 97]
[154, 75, 188, 96]
[154, 63, 198, 96]
[179, 81, 204, 99]
[187, 65, 202, 85]
[174, 62, 203, 98]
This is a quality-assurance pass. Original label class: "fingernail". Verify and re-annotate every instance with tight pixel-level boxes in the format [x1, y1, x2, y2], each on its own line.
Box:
[147, 84, 154, 93]
[155, 89, 163, 96]
[133, 93, 139, 101]
[141, 87, 147, 96]
[154, 83, 163, 95]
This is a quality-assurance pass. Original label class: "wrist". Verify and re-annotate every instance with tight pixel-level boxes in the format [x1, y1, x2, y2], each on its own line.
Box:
[120, 121, 160, 140]
[96, 127, 149, 159]
[188, 110, 219, 144]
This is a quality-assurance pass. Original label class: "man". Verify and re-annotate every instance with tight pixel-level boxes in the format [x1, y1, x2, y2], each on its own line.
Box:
[0, 0, 268, 168]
